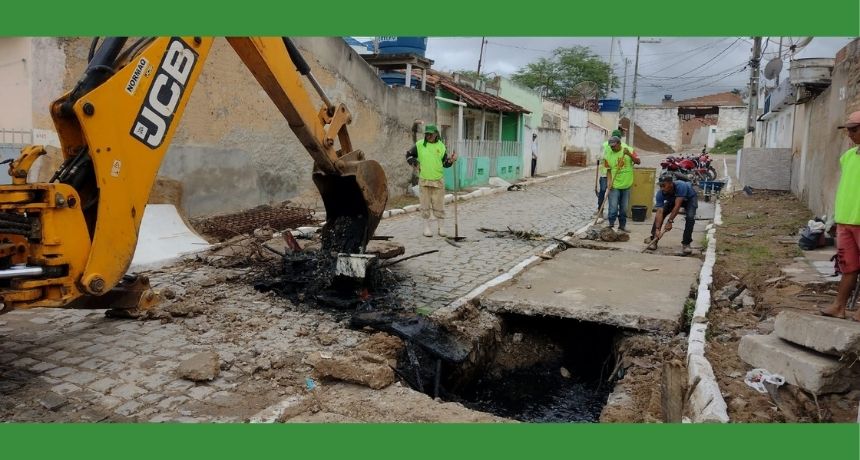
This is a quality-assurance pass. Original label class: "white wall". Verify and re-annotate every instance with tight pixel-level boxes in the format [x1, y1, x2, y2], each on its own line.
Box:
[567, 106, 611, 163]
[760, 108, 795, 148]
[0, 38, 32, 131]
[632, 107, 680, 149]
[535, 128, 563, 173]
[715, 106, 747, 143]
[542, 99, 569, 151]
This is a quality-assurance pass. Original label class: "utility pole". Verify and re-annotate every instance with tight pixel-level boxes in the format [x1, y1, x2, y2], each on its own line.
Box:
[475, 37, 487, 89]
[621, 58, 630, 106]
[775, 36, 783, 86]
[747, 36, 762, 134]
[630, 38, 661, 147]
[607, 37, 615, 97]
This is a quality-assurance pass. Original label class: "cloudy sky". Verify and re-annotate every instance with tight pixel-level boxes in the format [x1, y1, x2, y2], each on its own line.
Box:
[418, 37, 853, 104]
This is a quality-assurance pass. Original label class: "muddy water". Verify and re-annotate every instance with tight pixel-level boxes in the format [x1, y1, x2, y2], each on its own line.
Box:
[458, 362, 610, 422]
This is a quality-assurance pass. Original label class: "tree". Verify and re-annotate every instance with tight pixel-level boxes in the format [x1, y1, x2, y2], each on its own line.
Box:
[511, 46, 618, 100]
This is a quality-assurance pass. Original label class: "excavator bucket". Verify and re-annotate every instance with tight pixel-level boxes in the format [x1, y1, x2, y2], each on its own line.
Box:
[313, 150, 387, 254]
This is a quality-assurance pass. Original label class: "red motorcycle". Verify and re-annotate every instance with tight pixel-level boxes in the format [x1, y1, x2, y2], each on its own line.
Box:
[660, 153, 717, 184]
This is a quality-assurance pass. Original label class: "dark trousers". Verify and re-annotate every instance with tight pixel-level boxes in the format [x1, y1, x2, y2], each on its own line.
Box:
[596, 176, 608, 209]
[531, 158, 537, 177]
[651, 194, 698, 245]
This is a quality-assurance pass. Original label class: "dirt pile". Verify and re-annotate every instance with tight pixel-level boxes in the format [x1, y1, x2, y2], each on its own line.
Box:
[709, 190, 860, 422]
[620, 117, 674, 154]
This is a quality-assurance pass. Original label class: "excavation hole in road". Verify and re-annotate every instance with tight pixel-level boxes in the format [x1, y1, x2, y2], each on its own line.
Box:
[396, 313, 620, 422]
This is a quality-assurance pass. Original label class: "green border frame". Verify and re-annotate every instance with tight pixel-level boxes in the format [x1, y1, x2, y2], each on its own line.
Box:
[1, 2, 859, 459]
[1, 424, 858, 459]
[1, 0, 858, 35]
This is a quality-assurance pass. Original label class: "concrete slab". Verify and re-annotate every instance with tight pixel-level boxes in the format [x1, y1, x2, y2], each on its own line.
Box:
[774, 311, 860, 357]
[738, 333, 860, 394]
[130, 205, 210, 271]
[478, 248, 701, 332]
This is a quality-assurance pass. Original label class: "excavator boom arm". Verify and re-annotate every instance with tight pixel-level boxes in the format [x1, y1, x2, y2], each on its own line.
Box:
[0, 36, 387, 312]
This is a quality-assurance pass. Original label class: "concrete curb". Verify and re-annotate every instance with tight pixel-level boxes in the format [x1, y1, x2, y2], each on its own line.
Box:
[381, 167, 592, 222]
[685, 197, 730, 423]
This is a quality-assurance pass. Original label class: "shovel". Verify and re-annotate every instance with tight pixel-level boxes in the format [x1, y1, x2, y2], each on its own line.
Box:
[643, 227, 670, 253]
[448, 152, 466, 242]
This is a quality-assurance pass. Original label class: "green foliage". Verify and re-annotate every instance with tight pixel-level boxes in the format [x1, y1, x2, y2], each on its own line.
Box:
[415, 306, 433, 317]
[511, 46, 617, 100]
[683, 298, 696, 331]
[712, 129, 745, 154]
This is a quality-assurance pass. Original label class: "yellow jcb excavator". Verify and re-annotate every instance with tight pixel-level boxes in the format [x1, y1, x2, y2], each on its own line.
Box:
[0, 37, 388, 315]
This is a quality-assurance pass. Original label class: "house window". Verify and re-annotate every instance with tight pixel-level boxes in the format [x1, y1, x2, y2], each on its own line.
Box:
[464, 118, 475, 139]
[484, 120, 497, 140]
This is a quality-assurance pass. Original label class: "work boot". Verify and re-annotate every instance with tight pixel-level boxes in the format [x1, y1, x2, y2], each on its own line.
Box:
[618, 226, 630, 233]
[436, 219, 448, 237]
[682, 244, 692, 255]
[423, 220, 432, 237]
[644, 236, 654, 244]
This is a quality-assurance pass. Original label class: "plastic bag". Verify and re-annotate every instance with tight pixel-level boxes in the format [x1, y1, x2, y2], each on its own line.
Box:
[744, 368, 786, 394]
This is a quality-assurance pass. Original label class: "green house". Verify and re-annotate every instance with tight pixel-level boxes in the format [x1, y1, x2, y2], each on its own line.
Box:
[428, 75, 530, 190]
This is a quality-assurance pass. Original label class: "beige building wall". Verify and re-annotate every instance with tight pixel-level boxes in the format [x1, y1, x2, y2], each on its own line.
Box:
[19, 37, 437, 217]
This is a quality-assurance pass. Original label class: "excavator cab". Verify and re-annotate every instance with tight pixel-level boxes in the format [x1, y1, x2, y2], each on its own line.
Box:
[0, 36, 387, 313]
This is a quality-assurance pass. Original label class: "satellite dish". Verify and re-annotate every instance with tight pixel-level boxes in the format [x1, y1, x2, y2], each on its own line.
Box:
[763, 58, 783, 80]
[571, 81, 600, 103]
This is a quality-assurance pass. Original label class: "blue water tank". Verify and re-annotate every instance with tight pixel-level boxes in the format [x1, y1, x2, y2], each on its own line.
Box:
[598, 99, 621, 112]
[377, 37, 428, 57]
[380, 72, 420, 89]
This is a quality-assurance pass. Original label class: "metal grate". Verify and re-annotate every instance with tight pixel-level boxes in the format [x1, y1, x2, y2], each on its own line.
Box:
[190, 202, 320, 240]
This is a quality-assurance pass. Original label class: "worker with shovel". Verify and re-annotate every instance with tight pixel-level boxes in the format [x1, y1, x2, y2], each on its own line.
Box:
[595, 129, 626, 219]
[603, 135, 640, 232]
[645, 175, 698, 255]
[406, 124, 458, 237]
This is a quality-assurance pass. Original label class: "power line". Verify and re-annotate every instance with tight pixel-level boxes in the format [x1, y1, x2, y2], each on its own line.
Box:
[636, 38, 731, 72]
[639, 62, 747, 80]
[663, 38, 742, 79]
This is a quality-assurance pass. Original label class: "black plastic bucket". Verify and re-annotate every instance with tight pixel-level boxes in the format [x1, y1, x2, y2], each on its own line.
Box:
[631, 205, 647, 222]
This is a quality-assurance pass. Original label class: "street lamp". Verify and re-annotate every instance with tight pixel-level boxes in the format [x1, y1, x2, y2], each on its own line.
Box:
[629, 37, 661, 147]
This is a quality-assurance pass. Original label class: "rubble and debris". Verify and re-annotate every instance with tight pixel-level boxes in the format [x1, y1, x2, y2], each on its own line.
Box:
[177, 352, 221, 382]
[478, 227, 544, 240]
[714, 281, 746, 308]
[304, 350, 396, 390]
[366, 240, 406, 259]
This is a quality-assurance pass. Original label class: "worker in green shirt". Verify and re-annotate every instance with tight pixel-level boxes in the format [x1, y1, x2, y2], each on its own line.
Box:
[602, 135, 641, 232]
[596, 129, 625, 217]
[406, 124, 458, 237]
[822, 111, 860, 321]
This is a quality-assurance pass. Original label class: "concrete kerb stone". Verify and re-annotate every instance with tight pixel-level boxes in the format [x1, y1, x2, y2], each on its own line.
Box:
[685, 200, 729, 423]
